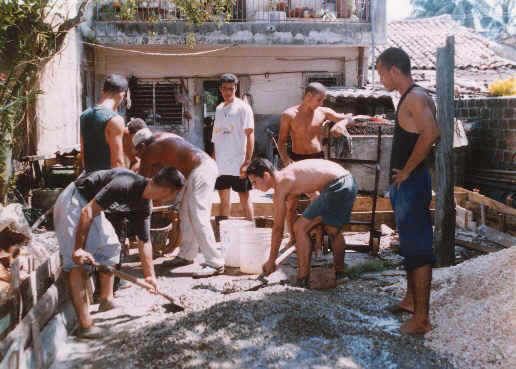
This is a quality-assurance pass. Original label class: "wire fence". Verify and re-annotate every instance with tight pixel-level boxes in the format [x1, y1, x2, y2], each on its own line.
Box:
[95, 0, 371, 23]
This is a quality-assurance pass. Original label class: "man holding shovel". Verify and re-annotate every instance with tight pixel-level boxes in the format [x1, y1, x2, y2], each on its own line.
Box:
[247, 158, 357, 287]
[54, 167, 185, 338]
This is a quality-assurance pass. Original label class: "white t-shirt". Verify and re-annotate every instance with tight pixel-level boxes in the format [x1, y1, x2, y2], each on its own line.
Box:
[212, 98, 254, 176]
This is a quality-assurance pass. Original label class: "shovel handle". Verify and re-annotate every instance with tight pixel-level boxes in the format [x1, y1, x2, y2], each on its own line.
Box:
[93, 262, 180, 306]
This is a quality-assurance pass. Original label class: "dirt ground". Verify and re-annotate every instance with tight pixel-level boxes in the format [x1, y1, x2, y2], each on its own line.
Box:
[49, 250, 455, 369]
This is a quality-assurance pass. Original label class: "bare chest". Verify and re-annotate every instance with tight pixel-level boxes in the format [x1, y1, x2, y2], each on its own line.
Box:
[290, 110, 325, 137]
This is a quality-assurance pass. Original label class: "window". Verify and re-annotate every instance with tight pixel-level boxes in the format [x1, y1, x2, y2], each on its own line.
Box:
[129, 80, 184, 126]
[305, 73, 344, 87]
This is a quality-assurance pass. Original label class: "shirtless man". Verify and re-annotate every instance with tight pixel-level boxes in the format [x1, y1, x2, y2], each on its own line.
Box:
[376, 47, 440, 334]
[123, 118, 147, 172]
[278, 82, 356, 246]
[247, 158, 357, 287]
[131, 127, 224, 278]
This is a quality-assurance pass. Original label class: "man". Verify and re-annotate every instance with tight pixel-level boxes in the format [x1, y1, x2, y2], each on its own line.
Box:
[247, 158, 357, 287]
[132, 127, 225, 278]
[278, 82, 356, 246]
[212, 73, 254, 221]
[80, 74, 127, 172]
[376, 47, 440, 334]
[53, 167, 185, 338]
[123, 117, 147, 172]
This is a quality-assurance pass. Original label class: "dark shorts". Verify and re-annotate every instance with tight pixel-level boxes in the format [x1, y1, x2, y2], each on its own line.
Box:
[215, 175, 252, 193]
[389, 169, 436, 271]
[302, 175, 357, 229]
[290, 151, 325, 161]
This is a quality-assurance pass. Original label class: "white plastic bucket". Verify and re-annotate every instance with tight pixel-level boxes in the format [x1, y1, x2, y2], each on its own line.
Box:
[220, 220, 254, 267]
[240, 228, 272, 274]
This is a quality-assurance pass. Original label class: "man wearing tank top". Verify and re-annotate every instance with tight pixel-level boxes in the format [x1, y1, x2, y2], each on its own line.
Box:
[80, 74, 127, 172]
[376, 48, 440, 334]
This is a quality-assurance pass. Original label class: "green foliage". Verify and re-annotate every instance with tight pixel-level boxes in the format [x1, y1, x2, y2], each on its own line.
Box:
[95, 0, 236, 24]
[0, 0, 88, 202]
[410, 0, 515, 39]
[341, 260, 397, 279]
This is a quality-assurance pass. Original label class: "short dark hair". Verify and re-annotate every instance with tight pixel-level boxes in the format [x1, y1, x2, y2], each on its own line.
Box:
[103, 74, 128, 94]
[219, 73, 238, 85]
[246, 158, 275, 178]
[127, 118, 147, 134]
[304, 82, 326, 97]
[152, 167, 185, 190]
[376, 47, 411, 76]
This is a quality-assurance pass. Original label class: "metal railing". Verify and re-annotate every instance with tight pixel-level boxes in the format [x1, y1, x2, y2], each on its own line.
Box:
[95, 0, 370, 23]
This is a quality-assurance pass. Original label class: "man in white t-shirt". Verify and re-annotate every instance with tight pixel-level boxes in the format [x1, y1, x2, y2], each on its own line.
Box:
[212, 74, 255, 221]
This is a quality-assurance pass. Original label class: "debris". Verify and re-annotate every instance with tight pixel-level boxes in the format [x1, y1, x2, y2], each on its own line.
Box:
[423, 248, 516, 369]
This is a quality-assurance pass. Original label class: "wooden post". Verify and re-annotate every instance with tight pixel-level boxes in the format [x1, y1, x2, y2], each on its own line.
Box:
[434, 36, 456, 267]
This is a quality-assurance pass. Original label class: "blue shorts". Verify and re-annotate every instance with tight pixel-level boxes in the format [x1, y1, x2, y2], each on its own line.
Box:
[389, 169, 436, 271]
[302, 175, 358, 229]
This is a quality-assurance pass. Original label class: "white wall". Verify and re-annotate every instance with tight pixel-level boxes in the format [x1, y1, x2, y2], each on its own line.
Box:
[36, 1, 82, 155]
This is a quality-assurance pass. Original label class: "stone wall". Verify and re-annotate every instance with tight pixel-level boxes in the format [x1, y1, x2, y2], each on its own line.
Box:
[455, 97, 516, 171]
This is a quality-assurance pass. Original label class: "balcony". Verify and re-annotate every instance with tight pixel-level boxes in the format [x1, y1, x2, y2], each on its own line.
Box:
[91, 0, 386, 46]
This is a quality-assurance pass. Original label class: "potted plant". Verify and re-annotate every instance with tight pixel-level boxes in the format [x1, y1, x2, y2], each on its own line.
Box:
[336, 0, 354, 18]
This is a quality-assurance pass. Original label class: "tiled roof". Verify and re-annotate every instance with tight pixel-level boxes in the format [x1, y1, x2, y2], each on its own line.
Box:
[377, 15, 516, 70]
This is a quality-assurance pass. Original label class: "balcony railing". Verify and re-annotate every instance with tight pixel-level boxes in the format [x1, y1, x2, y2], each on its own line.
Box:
[95, 0, 371, 23]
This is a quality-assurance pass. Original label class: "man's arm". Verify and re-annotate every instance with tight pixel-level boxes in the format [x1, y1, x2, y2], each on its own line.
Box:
[123, 133, 141, 172]
[263, 184, 289, 275]
[324, 108, 354, 137]
[392, 94, 440, 187]
[79, 135, 85, 169]
[278, 112, 293, 166]
[105, 115, 125, 168]
[240, 128, 254, 178]
[138, 147, 160, 178]
[136, 238, 157, 291]
[73, 199, 103, 265]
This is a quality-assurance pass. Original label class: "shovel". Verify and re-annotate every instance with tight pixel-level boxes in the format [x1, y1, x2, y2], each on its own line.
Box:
[223, 244, 297, 294]
[90, 261, 184, 312]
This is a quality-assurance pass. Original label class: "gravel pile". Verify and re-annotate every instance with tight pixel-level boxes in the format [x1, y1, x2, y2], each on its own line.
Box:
[51, 258, 454, 369]
[423, 247, 516, 369]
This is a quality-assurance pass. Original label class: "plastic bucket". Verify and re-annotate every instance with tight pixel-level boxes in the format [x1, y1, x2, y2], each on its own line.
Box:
[220, 219, 254, 267]
[240, 228, 272, 274]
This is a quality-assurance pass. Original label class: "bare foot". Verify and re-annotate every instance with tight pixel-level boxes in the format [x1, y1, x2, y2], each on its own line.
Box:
[387, 300, 414, 314]
[399, 317, 433, 334]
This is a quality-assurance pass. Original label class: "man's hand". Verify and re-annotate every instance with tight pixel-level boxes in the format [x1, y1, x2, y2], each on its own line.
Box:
[262, 258, 277, 276]
[283, 157, 294, 167]
[72, 249, 95, 266]
[140, 276, 159, 294]
[392, 168, 410, 189]
[239, 162, 250, 179]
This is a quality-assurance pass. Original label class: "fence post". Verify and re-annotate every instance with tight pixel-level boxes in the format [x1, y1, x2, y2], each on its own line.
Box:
[434, 35, 456, 267]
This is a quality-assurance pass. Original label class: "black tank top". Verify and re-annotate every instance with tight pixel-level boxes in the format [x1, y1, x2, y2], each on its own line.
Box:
[389, 84, 427, 180]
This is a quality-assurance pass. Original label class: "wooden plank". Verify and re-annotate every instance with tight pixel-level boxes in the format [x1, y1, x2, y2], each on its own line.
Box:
[0, 273, 68, 360]
[455, 239, 499, 253]
[467, 191, 516, 216]
[434, 35, 456, 267]
[456, 205, 472, 229]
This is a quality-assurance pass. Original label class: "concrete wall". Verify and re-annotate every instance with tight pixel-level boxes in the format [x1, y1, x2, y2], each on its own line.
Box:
[94, 45, 362, 149]
[36, 1, 83, 156]
[455, 97, 516, 171]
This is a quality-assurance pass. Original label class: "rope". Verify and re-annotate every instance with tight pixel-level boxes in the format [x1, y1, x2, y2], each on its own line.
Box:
[82, 42, 239, 56]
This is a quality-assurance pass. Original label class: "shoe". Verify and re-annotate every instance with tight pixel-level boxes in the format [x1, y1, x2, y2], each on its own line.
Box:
[162, 257, 193, 269]
[98, 298, 121, 312]
[291, 276, 310, 288]
[75, 325, 111, 339]
[192, 264, 224, 278]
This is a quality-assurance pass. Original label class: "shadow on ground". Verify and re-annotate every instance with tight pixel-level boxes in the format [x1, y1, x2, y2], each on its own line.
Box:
[54, 287, 455, 369]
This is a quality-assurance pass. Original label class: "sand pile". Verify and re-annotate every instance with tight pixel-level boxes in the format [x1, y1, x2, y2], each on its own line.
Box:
[424, 247, 516, 369]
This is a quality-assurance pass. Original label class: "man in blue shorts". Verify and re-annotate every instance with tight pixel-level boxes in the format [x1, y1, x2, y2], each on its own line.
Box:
[377, 47, 440, 334]
[247, 158, 357, 287]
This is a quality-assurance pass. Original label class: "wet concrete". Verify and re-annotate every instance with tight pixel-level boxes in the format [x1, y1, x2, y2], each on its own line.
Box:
[50, 252, 455, 369]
